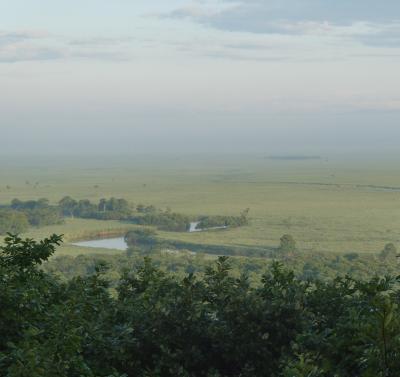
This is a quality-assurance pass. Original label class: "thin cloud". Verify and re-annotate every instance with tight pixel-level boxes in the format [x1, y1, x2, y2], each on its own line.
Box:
[167, 0, 400, 47]
[0, 30, 135, 63]
[0, 46, 63, 63]
[0, 31, 62, 63]
[68, 36, 135, 47]
[0, 30, 49, 46]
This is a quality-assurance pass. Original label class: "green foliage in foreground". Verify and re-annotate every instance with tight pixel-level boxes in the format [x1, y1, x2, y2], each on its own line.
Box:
[2, 235, 400, 376]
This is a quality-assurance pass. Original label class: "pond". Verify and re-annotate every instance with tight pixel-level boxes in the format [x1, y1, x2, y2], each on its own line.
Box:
[72, 237, 127, 251]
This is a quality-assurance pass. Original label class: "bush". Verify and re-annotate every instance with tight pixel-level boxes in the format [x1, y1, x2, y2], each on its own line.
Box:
[131, 211, 190, 232]
[197, 209, 250, 230]
[0, 210, 30, 235]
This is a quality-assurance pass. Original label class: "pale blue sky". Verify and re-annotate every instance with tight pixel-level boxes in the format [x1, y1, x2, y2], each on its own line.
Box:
[1, 1, 400, 155]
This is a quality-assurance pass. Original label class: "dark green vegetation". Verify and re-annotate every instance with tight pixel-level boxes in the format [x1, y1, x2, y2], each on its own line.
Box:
[0, 210, 30, 235]
[58, 196, 248, 233]
[59, 196, 132, 220]
[49, 234, 400, 283]
[130, 208, 191, 232]
[0, 199, 64, 235]
[196, 209, 250, 230]
[0, 196, 249, 236]
[11, 199, 64, 227]
[2, 234, 400, 377]
[130, 204, 248, 233]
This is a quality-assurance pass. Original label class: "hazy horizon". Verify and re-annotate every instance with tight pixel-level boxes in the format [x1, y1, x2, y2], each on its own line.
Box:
[2, 1, 400, 156]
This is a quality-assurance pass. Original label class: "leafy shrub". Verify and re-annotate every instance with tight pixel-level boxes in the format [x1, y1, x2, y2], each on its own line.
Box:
[0, 209, 30, 235]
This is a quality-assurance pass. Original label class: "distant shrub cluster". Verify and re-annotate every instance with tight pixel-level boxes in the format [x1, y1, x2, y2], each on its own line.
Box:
[0, 209, 30, 235]
[196, 208, 250, 230]
[12, 199, 64, 227]
[130, 209, 191, 232]
[58, 197, 194, 231]
[0, 199, 64, 235]
[124, 228, 158, 248]
[59, 196, 132, 220]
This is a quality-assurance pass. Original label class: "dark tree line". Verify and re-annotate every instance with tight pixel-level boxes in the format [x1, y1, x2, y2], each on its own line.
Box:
[131, 210, 191, 232]
[0, 197, 251, 235]
[0, 197, 133, 235]
[196, 209, 250, 230]
[0, 199, 64, 235]
[16, 200, 64, 227]
[59, 196, 131, 220]
[58, 197, 250, 232]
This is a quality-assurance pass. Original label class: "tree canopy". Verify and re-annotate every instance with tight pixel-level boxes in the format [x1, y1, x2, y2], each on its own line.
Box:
[1, 234, 400, 376]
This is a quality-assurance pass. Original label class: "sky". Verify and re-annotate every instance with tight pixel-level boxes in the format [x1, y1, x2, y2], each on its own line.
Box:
[1, 0, 400, 156]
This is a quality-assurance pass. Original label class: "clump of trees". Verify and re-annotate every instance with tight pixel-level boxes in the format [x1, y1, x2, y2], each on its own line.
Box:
[14, 200, 64, 227]
[380, 243, 398, 261]
[0, 198, 63, 234]
[58, 197, 192, 230]
[0, 210, 30, 235]
[136, 204, 156, 213]
[1, 234, 400, 376]
[275, 234, 297, 258]
[130, 208, 191, 232]
[196, 208, 250, 230]
[59, 196, 132, 220]
[130, 207, 251, 233]
[125, 228, 158, 251]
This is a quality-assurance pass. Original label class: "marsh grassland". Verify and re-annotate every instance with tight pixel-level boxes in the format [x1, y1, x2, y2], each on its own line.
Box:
[1, 155, 399, 256]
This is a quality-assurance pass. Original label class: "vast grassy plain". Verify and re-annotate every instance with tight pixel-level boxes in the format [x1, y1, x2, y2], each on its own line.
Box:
[1, 155, 399, 256]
